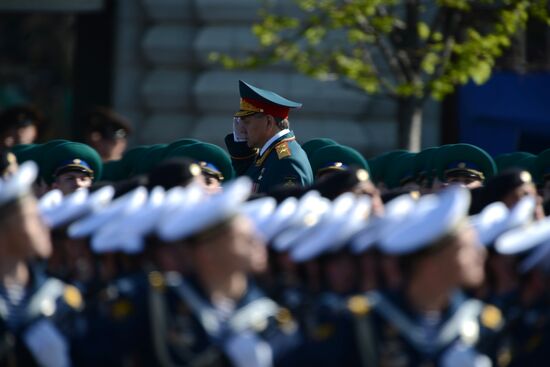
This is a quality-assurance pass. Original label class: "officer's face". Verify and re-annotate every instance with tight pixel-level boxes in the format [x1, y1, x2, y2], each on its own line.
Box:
[239, 113, 271, 149]
[0, 195, 52, 259]
[52, 171, 93, 196]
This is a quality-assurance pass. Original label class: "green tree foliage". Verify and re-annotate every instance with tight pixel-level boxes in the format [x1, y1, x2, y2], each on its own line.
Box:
[211, 0, 550, 150]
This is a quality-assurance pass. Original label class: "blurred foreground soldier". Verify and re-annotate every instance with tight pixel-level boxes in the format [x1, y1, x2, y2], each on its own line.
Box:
[42, 142, 102, 195]
[66, 187, 156, 366]
[226, 80, 313, 193]
[347, 187, 508, 366]
[494, 218, 550, 366]
[84, 107, 132, 162]
[0, 162, 83, 366]
[154, 178, 302, 367]
[0, 105, 42, 148]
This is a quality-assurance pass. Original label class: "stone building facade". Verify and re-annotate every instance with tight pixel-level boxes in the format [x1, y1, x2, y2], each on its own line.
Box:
[111, 0, 440, 156]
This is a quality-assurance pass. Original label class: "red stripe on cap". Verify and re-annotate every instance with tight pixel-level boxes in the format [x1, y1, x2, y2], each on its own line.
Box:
[243, 98, 290, 119]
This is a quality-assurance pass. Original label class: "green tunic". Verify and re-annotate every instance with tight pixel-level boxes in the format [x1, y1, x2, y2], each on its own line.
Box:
[225, 131, 313, 193]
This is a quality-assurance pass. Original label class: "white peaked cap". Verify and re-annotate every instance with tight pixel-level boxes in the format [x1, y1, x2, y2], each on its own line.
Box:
[495, 216, 550, 255]
[471, 196, 535, 246]
[290, 193, 371, 262]
[68, 186, 148, 238]
[39, 186, 115, 229]
[91, 186, 166, 254]
[0, 161, 38, 206]
[271, 193, 331, 252]
[351, 193, 417, 254]
[256, 196, 299, 242]
[380, 186, 471, 255]
[157, 177, 252, 242]
[239, 196, 277, 239]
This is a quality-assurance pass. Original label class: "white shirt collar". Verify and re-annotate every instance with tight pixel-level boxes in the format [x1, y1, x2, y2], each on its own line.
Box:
[260, 129, 290, 156]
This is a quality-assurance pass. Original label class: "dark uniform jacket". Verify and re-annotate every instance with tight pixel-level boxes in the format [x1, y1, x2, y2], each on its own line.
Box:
[148, 272, 303, 367]
[225, 131, 313, 194]
[0, 267, 83, 367]
[346, 290, 510, 367]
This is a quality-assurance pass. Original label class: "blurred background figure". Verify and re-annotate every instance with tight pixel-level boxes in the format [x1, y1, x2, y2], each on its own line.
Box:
[83, 107, 132, 162]
[0, 105, 43, 148]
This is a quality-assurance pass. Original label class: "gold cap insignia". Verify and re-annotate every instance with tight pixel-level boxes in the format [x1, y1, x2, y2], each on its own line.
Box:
[73, 159, 81, 164]
[458, 162, 466, 169]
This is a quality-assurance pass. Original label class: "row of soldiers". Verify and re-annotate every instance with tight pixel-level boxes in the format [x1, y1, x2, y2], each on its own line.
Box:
[1, 137, 550, 366]
[1, 80, 550, 367]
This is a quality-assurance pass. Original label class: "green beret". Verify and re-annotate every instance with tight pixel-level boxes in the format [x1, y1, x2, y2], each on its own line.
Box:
[435, 144, 496, 182]
[301, 138, 338, 161]
[167, 142, 234, 181]
[384, 152, 417, 189]
[11, 144, 39, 164]
[495, 152, 536, 172]
[368, 150, 409, 185]
[132, 144, 168, 176]
[119, 145, 151, 178]
[413, 147, 439, 183]
[310, 144, 369, 179]
[162, 138, 201, 159]
[43, 142, 102, 184]
[34, 140, 72, 176]
[101, 159, 127, 182]
[496, 152, 539, 183]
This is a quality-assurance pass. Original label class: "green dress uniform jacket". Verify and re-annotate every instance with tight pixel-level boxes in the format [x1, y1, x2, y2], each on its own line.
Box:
[225, 131, 313, 194]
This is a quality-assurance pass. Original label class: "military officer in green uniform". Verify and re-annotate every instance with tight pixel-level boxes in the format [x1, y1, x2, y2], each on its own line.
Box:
[225, 80, 313, 193]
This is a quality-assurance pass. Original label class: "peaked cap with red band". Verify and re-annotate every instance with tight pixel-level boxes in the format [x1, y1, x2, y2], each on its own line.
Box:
[234, 80, 302, 120]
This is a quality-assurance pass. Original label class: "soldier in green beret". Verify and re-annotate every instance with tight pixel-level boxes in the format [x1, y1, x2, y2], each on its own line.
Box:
[43, 142, 102, 195]
[309, 144, 370, 180]
[301, 138, 338, 162]
[167, 142, 235, 194]
[435, 143, 496, 189]
[225, 80, 313, 193]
